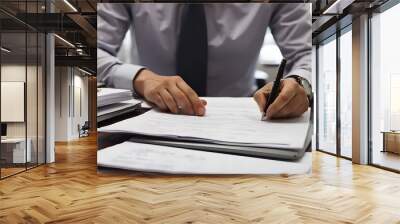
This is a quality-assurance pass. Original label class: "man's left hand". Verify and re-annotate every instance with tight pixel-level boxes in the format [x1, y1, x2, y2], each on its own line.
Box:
[253, 78, 309, 119]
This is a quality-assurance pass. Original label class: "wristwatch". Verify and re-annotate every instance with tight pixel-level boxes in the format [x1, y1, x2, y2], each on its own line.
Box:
[286, 75, 313, 107]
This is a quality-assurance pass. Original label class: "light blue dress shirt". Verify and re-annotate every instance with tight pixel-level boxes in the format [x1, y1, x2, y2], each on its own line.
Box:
[98, 3, 311, 97]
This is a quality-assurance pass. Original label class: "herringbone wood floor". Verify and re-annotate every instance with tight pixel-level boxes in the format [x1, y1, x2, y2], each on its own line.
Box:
[1, 134, 400, 224]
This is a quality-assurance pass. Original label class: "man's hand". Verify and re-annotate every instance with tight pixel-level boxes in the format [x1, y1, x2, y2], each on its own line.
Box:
[133, 69, 207, 116]
[253, 78, 309, 119]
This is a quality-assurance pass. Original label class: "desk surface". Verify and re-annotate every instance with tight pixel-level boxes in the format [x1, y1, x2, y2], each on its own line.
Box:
[1, 135, 400, 223]
[381, 131, 400, 134]
[1, 138, 26, 143]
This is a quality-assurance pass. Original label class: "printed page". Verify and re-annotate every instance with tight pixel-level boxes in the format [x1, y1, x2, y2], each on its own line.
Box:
[99, 97, 311, 149]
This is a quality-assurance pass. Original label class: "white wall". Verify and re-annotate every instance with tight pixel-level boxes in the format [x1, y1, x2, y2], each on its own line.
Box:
[55, 66, 69, 141]
[71, 74, 89, 138]
[54, 67, 89, 141]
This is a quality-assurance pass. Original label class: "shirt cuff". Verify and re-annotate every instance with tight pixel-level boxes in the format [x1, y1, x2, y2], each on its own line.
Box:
[285, 68, 312, 84]
[110, 63, 145, 90]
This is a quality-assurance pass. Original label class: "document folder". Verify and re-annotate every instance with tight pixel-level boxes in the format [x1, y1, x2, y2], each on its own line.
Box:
[99, 97, 312, 160]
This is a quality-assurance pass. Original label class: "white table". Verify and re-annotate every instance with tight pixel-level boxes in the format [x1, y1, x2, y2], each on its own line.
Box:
[1, 138, 31, 163]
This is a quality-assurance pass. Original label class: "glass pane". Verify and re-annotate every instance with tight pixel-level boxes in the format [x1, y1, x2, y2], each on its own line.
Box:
[1, 30, 27, 177]
[371, 4, 400, 171]
[318, 37, 337, 154]
[340, 29, 352, 158]
[26, 0, 40, 169]
[27, 31, 38, 169]
[1, 0, 46, 178]
[38, 32, 45, 165]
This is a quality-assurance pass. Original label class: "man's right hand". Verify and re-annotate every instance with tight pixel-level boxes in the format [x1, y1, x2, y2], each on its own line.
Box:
[133, 69, 207, 116]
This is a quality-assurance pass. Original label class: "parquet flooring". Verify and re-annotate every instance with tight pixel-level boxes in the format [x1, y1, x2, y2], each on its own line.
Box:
[1, 134, 400, 223]
[1, 167, 26, 178]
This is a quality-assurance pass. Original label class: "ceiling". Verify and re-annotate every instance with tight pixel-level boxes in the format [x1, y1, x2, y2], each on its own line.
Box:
[311, 0, 391, 43]
[0, 0, 97, 73]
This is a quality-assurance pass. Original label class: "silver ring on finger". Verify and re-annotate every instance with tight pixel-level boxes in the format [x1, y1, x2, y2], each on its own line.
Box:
[177, 105, 183, 114]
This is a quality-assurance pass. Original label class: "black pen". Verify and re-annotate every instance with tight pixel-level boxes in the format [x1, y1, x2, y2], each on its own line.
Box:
[262, 58, 286, 120]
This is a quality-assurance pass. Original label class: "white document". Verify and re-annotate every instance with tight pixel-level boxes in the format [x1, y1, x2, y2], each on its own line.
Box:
[99, 97, 311, 149]
[97, 141, 312, 175]
[97, 88, 133, 107]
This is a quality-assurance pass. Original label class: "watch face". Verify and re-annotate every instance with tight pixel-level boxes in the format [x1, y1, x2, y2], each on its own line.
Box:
[301, 79, 311, 92]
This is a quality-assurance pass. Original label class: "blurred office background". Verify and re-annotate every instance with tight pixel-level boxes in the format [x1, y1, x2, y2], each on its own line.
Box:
[0, 0, 97, 179]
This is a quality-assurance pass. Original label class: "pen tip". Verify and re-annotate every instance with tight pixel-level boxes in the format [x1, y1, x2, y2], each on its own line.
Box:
[261, 113, 267, 121]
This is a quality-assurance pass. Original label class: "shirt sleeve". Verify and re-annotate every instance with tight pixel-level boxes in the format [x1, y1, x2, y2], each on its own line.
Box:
[97, 3, 145, 90]
[269, 3, 312, 84]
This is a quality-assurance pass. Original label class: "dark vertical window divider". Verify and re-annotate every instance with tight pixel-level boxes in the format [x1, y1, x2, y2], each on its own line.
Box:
[315, 44, 320, 151]
[0, 18, 2, 179]
[44, 0, 47, 165]
[367, 11, 373, 165]
[24, 0, 28, 171]
[36, 0, 39, 168]
[336, 26, 341, 157]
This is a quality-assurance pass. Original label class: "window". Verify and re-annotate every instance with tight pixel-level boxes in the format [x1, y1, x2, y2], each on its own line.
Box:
[1, 30, 28, 177]
[317, 36, 337, 154]
[370, 2, 400, 171]
[0, 1, 47, 179]
[339, 27, 352, 158]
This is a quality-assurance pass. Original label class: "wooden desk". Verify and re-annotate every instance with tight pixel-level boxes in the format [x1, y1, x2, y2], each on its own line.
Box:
[1, 138, 31, 165]
[382, 131, 400, 154]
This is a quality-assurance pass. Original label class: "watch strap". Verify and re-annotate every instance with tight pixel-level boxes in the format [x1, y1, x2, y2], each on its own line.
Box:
[286, 75, 313, 107]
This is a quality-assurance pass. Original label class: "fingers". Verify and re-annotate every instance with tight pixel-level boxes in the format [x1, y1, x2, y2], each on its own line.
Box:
[271, 93, 308, 119]
[159, 88, 179, 114]
[253, 83, 272, 112]
[168, 84, 194, 115]
[153, 94, 168, 111]
[253, 91, 268, 113]
[145, 75, 206, 116]
[146, 90, 168, 111]
[266, 79, 297, 118]
[176, 79, 206, 116]
[266, 79, 309, 119]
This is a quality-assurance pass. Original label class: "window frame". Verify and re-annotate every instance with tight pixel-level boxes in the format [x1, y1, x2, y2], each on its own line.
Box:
[367, 0, 400, 173]
[315, 23, 353, 161]
[0, 0, 48, 180]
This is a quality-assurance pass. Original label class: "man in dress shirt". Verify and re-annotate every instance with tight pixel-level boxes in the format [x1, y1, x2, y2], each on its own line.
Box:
[98, 3, 312, 119]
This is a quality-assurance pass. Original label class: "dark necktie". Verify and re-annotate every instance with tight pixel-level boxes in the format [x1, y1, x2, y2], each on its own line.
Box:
[176, 4, 208, 96]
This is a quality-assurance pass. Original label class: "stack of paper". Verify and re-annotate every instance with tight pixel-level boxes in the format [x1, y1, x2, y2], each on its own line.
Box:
[98, 141, 312, 175]
[99, 97, 312, 160]
[97, 88, 134, 107]
[97, 99, 142, 123]
[97, 99, 141, 116]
